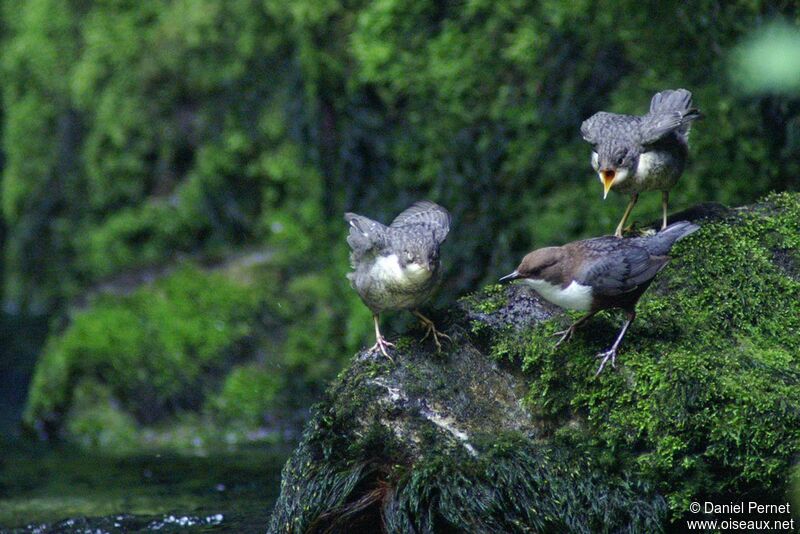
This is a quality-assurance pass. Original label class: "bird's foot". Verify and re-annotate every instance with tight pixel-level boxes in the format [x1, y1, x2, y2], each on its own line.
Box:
[594, 348, 617, 376]
[551, 326, 575, 348]
[624, 222, 639, 234]
[369, 336, 396, 363]
[418, 318, 451, 353]
[614, 223, 637, 238]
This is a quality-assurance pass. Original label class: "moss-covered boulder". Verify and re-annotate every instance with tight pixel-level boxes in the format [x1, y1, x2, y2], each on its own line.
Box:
[269, 192, 800, 532]
[22, 263, 281, 447]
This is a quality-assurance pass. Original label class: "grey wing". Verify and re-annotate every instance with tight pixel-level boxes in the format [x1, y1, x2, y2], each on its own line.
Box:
[640, 90, 701, 144]
[390, 201, 451, 244]
[344, 213, 387, 259]
[580, 112, 630, 144]
[638, 111, 698, 145]
[575, 245, 669, 296]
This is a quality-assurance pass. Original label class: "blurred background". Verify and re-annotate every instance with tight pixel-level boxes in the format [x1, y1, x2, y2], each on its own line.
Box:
[0, 0, 798, 529]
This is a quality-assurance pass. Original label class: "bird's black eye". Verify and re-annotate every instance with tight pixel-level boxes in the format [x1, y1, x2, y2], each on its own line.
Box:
[405, 251, 414, 262]
[616, 154, 625, 165]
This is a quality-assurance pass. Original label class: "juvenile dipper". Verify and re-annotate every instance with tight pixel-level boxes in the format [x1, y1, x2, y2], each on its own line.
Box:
[500, 221, 699, 375]
[581, 89, 701, 237]
[345, 201, 451, 360]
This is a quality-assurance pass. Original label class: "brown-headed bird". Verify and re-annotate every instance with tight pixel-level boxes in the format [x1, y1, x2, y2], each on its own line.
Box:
[500, 221, 699, 375]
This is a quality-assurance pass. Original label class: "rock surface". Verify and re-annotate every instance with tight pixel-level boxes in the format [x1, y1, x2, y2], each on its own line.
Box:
[269, 193, 800, 533]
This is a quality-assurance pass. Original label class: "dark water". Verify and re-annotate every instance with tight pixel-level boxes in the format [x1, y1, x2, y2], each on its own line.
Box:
[0, 439, 288, 533]
[0, 312, 289, 532]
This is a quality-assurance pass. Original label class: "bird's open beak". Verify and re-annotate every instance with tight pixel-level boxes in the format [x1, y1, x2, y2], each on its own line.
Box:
[499, 271, 520, 283]
[601, 170, 615, 199]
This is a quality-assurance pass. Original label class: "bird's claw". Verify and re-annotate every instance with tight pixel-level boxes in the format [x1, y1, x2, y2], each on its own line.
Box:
[369, 337, 396, 363]
[421, 324, 451, 352]
[552, 327, 574, 348]
[417, 315, 451, 353]
[594, 348, 617, 376]
[614, 225, 635, 238]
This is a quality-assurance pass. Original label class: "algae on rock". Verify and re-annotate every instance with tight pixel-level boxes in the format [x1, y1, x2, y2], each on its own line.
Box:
[23, 265, 268, 444]
[269, 193, 800, 532]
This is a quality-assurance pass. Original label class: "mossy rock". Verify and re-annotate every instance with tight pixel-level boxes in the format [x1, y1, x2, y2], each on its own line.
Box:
[23, 264, 264, 440]
[269, 192, 800, 532]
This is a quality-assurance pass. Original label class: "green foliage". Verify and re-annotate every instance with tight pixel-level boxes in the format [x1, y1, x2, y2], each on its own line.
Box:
[3, 0, 800, 462]
[730, 21, 800, 94]
[491, 192, 800, 514]
[3, 0, 799, 314]
[209, 364, 282, 427]
[24, 265, 260, 433]
[64, 379, 139, 451]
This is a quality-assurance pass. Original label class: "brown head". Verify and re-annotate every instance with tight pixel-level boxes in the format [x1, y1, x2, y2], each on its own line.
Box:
[500, 247, 565, 285]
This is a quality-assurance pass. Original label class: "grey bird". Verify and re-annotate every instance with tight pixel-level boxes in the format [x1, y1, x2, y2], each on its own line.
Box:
[500, 221, 699, 375]
[345, 201, 451, 360]
[581, 89, 701, 237]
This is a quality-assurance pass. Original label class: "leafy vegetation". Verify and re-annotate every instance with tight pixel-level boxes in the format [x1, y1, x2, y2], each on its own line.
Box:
[0, 0, 798, 458]
[24, 266, 261, 436]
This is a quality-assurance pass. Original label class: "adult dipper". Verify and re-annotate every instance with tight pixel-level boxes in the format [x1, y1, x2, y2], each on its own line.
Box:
[500, 221, 699, 375]
[581, 89, 701, 237]
[345, 201, 451, 360]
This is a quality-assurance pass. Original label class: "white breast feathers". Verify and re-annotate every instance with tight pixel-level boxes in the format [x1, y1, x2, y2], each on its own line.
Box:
[522, 279, 593, 311]
[635, 151, 657, 179]
[370, 254, 431, 288]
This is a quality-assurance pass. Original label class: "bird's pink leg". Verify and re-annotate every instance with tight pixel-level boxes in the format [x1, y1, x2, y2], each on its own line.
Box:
[595, 311, 636, 376]
[369, 314, 395, 362]
[552, 311, 598, 348]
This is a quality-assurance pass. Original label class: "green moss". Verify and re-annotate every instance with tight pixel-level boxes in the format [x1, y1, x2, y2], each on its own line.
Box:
[24, 265, 260, 436]
[460, 283, 508, 315]
[490, 192, 800, 515]
[270, 418, 667, 533]
[208, 364, 282, 427]
[269, 318, 669, 532]
[64, 379, 139, 452]
[389, 436, 665, 533]
[459, 284, 512, 336]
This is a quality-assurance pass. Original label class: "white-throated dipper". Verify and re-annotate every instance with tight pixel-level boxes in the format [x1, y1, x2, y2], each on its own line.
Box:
[500, 221, 699, 375]
[345, 201, 451, 360]
[581, 89, 701, 237]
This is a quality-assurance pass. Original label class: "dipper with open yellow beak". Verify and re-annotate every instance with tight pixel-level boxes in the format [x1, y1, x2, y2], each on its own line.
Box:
[582, 89, 701, 237]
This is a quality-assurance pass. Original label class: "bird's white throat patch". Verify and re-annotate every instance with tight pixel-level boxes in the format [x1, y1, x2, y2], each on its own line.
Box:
[523, 279, 593, 311]
[635, 151, 657, 179]
[610, 167, 630, 187]
[371, 254, 430, 287]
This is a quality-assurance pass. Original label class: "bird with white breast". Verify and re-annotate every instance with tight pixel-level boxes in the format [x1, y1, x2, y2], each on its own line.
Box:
[345, 201, 451, 360]
[501, 221, 699, 375]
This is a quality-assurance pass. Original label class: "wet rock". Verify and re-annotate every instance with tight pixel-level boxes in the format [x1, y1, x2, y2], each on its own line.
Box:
[269, 193, 800, 533]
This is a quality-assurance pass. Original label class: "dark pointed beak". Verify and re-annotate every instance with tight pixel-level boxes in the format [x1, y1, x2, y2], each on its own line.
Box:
[499, 271, 520, 283]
